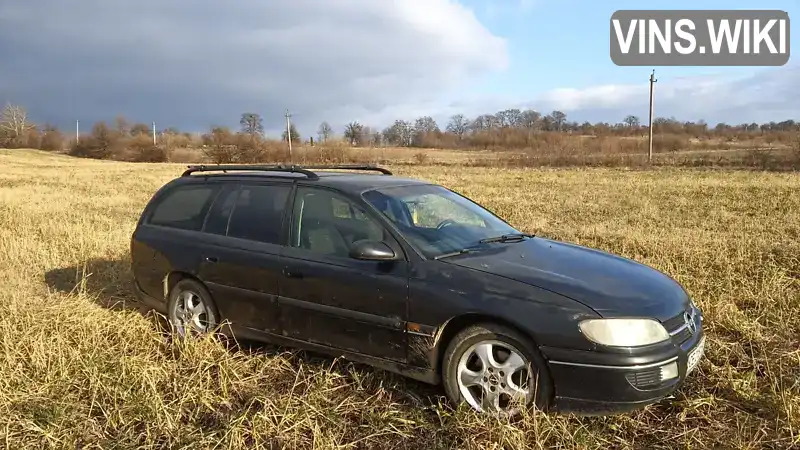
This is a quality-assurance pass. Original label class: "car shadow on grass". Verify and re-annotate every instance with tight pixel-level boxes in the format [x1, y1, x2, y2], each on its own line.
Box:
[43, 256, 148, 314]
[42, 256, 444, 411]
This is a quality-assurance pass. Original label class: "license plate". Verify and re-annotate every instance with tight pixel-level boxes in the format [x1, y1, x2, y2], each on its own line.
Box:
[686, 336, 705, 375]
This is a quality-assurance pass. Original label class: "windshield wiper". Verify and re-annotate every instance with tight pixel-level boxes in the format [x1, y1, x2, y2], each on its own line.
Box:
[479, 233, 534, 244]
[435, 233, 534, 259]
[434, 248, 478, 260]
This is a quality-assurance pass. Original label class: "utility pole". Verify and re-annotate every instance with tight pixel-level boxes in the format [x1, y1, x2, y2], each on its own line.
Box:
[152, 121, 157, 145]
[285, 109, 293, 161]
[648, 69, 657, 163]
[76, 120, 79, 143]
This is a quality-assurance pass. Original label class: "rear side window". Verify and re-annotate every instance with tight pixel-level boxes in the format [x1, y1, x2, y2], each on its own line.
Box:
[148, 185, 218, 231]
[203, 184, 240, 236]
[227, 184, 291, 245]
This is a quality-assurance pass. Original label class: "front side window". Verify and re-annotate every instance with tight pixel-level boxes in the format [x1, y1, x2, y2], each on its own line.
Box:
[363, 184, 519, 258]
[291, 187, 387, 258]
[148, 184, 218, 231]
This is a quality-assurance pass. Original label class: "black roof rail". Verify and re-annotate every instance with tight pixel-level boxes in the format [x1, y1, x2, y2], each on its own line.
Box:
[299, 164, 393, 175]
[181, 164, 320, 179]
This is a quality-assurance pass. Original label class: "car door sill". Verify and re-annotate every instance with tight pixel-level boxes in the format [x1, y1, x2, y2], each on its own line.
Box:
[225, 324, 439, 385]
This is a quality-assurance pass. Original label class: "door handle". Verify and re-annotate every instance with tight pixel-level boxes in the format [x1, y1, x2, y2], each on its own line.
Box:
[283, 268, 303, 279]
[204, 256, 219, 263]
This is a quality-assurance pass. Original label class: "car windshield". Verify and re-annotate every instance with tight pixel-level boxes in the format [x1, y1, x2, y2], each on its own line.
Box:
[362, 184, 522, 258]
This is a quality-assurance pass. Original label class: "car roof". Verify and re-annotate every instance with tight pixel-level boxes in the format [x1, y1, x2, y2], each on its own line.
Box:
[177, 169, 433, 194]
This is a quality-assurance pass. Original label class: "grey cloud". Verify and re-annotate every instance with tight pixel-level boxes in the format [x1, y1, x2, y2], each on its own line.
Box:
[1, 0, 796, 138]
[0, 0, 507, 135]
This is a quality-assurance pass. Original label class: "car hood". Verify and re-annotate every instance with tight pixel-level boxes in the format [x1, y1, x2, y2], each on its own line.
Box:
[441, 237, 689, 321]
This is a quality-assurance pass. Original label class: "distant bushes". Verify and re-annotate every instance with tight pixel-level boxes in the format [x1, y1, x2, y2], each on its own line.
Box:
[2, 103, 798, 171]
[199, 126, 361, 165]
[62, 118, 202, 162]
[470, 147, 800, 171]
[58, 120, 364, 165]
[39, 125, 65, 151]
[44, 126, 800, 172]
[434, 131, 796, 155]
[129, 134, 170, 162]
[69, 122, 118, 159]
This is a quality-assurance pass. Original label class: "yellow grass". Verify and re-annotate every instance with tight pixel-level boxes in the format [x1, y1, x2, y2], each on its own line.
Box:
[0, 149, 798, 449]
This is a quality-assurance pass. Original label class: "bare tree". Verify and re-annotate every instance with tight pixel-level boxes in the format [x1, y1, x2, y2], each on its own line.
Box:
[343, 121, 365, 146]
[412, 116, 439, 146]
[548, 110, 567, 131]
[317, 121, 333, 142]
[370, 129, 383, 147]
[382, 120, 413, 146]
[520, 110, 541, 129]
[624, 115, 640, 128]
[239, 113, 264, 138]
[470, 114, 498, 132]
[0, 103, 34, 143]
[496, 109, 522, 128]
[113, 115, 131, 137]
[446, 114, 469, 139]
[414, 116, 439, 134]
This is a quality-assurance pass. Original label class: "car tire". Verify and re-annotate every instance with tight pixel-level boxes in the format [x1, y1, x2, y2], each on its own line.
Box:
[442, 323, 552, 416]
[166, 278, 220, 337]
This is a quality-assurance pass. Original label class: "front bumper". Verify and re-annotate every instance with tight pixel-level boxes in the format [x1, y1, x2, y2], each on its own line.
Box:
[543, 315, 705, 415]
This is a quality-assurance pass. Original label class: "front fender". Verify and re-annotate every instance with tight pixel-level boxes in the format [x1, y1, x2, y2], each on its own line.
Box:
[406, 261, 600, 376]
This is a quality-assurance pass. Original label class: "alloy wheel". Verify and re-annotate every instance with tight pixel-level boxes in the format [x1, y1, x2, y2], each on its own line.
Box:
[171, 289, 212, 336]
[456, 339, 533, 415]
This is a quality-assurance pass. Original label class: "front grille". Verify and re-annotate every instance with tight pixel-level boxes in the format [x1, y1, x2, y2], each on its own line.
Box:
[625, 367, 663, 389]
[663, 305, 697, 346]
[662, 312, 687, 331]
[672, 327, 692, 344]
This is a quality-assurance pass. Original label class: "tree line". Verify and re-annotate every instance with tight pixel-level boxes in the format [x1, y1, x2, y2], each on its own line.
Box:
[1, 102, 798, 161]
[334, 110, 800, 150]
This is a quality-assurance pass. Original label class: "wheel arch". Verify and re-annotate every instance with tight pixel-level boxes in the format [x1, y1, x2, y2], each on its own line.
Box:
[162, 270, 203, 299]
[433, 312, 546, 379]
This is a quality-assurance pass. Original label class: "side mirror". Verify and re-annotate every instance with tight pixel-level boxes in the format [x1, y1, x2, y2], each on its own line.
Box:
[350, 240, 399, 261]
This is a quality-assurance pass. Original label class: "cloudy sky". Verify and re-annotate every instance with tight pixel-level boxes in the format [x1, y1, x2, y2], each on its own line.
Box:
[0, 0, 797, 137]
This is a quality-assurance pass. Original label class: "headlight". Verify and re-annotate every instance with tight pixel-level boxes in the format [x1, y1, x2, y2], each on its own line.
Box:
[579, 318, 670, 347]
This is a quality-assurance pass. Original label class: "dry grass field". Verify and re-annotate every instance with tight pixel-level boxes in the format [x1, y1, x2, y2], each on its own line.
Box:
[0, 148, 798, 449]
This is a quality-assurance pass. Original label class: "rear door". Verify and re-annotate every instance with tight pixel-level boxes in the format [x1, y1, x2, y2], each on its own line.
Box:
[196, 181, 293, 334]
[132, 182, 221, 301]
[279, 185, 409, 362]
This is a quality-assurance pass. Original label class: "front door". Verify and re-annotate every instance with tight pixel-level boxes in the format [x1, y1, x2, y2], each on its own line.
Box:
[279, 186, 409, 362]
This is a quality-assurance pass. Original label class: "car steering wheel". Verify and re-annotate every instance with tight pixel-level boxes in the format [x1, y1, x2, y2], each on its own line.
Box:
[436, 219, 457, 230]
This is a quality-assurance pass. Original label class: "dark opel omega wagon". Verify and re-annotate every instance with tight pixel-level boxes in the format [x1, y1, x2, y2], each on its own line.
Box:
[131, 164, 705, 416]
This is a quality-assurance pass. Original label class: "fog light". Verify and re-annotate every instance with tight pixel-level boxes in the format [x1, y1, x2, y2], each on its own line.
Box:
[660, 361, 679, 381]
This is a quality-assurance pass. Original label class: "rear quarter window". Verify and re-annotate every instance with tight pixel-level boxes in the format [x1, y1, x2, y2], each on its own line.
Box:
[147, 184, 218, 231]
